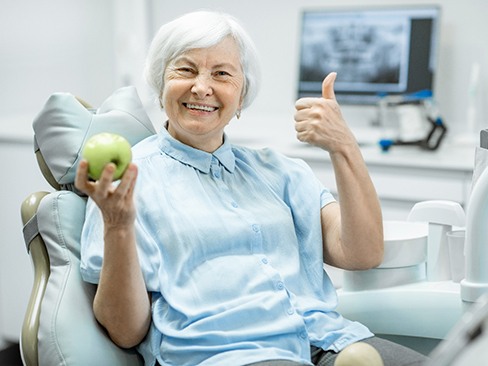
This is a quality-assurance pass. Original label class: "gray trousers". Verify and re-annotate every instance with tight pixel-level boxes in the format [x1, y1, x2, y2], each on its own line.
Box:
[245, 336, 428, 366]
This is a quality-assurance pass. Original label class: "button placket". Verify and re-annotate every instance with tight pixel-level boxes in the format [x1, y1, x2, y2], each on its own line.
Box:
[210, 160, 221, 179]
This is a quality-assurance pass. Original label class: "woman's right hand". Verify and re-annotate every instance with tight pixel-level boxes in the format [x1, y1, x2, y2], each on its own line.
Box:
[75, 160, 138, 228]
[75, 160, 151, 348]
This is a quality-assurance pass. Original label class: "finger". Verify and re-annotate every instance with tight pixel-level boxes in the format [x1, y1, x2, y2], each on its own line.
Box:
[75, 160, 91, 193]
[294, 108, 312, 124]
[115, 163, 138, 198]
[296, 129, 312, 144]
[96, 163, 117, 192]
[322, 72, 337, 101]
[294, 108, 305, 122]
[294, 121, 308, 133]
[295, 97, 316, 111]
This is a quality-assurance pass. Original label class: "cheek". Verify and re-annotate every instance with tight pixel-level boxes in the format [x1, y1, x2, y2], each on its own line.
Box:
[161, 82, 180, 109]
[232, 79, 245, 107]
[226, 82, 244, 107]
[161, 95, 181, 121]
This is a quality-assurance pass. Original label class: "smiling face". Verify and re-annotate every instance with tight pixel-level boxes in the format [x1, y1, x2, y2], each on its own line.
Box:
[161, 36, 244, 152]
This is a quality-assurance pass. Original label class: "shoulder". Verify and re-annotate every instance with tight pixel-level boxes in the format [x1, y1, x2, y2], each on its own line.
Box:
[131, 134, 160, 160]
[232, 144, 311, 173]
[232, 144, 290, 165]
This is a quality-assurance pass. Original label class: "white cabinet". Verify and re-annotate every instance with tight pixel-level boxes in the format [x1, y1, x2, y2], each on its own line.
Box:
[370, 167, 471, 220]
[284, 142, 474, 288]
[286, 144, 474, 221]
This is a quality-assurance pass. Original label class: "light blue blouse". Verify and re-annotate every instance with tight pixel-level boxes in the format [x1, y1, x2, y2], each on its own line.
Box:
[80, 128, 372, 366]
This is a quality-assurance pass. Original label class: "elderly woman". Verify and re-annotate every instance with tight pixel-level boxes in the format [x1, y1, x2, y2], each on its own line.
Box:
[76, 10, 426, 366]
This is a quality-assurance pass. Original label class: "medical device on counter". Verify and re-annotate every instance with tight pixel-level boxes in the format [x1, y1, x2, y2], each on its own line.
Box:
[338, 128, 488, 361]
[376, 90, 447, 152]
[481, 129, 488, 149]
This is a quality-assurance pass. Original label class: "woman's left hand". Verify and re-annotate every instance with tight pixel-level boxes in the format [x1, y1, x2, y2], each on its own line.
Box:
[294, 72, 384, 270]
[294, 72, 357, 154]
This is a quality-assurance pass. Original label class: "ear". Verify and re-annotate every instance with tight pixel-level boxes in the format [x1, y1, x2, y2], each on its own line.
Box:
[159, 91, 164, 109]
[239, 77, 247, 108]
[236, 98, 243, 119]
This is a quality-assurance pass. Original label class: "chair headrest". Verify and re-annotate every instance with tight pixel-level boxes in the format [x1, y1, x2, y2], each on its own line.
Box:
[33, 86, 156, 189]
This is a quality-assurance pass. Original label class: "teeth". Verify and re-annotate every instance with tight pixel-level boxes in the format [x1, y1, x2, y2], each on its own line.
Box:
[186, 103, 217, 112]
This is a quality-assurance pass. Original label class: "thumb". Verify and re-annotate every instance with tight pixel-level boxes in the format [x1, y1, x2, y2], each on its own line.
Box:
[322, 72, 337, 100]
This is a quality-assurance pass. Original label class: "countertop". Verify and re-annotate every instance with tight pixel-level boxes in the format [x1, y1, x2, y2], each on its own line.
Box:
[0, 114, 35, 144]
[286, 142, 475, 172]
[224, 114, 476, 173]
[1, 112, 476, 173]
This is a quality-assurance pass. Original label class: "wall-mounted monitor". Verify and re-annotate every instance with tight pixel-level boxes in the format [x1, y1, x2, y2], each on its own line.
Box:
[297, 6, 440, 104]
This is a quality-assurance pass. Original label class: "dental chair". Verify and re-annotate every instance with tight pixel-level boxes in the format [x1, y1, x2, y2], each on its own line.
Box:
[20, 86, 155, 366]
[19, 84, 483, 365]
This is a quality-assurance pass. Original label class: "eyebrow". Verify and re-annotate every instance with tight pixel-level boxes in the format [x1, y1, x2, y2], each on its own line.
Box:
[173, 56, 240, 72]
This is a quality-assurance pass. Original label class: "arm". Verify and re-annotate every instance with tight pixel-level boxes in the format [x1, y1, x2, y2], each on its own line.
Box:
[294, 72, 383, 270]
[75, 161, 151, 348]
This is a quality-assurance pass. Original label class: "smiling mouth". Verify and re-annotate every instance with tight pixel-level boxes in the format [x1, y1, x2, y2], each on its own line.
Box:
[183, 103, 218, 112]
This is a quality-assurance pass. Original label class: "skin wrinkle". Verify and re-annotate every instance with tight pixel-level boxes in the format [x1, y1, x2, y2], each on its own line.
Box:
[162, 37, 245, 152]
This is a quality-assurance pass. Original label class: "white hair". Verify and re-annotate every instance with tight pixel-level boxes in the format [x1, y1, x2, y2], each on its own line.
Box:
[144, 11, 261, 109]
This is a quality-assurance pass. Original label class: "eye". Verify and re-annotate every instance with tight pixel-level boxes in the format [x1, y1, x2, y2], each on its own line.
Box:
[214, 70, 232, 79]
[176, 67, 195, 76]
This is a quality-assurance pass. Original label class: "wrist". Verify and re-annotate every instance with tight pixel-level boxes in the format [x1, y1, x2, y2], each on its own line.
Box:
[103, 222, 135, 238]
[329, 139, 361, 160]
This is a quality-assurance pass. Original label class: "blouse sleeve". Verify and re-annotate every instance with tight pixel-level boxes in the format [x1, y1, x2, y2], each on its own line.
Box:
[79, 198, 106, 285]
[79, 194, 162, 293]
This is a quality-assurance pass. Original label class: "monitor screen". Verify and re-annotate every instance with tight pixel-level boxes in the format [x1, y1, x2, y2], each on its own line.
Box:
[297, 6, 440, 104]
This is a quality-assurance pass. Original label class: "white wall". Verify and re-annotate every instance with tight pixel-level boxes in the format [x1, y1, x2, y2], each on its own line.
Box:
[2, 0, 487, 137]
[0, 0, 120, 346]
[0, 0, 487, 348]
[0, 0, 117, 124]
[147, 0, 488, 139]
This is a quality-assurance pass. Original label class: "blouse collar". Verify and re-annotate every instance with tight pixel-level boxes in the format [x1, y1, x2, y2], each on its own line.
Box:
[157, 127, 236, 174]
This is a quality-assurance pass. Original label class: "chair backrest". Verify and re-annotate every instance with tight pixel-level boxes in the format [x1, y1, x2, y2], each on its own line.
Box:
[20, 86, 156, 366]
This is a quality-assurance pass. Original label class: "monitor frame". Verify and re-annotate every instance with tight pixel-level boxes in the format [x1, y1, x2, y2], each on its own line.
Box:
[297, 5, 441, 105]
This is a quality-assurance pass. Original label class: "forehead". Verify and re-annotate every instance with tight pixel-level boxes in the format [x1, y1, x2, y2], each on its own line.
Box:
[173, 37, 242, 68]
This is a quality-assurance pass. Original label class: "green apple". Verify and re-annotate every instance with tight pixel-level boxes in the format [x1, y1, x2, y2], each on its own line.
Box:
[82, 132, 132, 181]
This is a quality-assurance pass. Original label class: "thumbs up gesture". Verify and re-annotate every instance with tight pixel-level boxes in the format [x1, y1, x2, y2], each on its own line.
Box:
[294, 72, 357, 153]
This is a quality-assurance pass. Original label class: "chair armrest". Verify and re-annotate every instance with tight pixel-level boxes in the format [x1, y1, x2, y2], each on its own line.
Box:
[20, 191, 50, 366]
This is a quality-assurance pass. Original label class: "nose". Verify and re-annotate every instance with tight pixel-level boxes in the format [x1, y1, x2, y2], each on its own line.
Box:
[191, 74, 213, 99]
